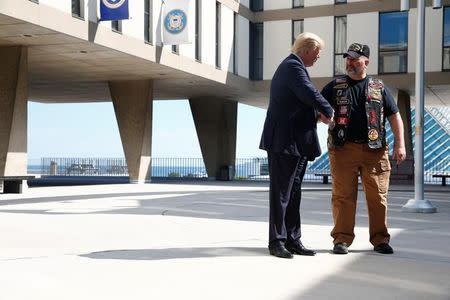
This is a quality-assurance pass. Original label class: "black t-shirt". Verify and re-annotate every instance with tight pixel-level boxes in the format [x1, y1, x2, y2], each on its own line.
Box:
[321, 76, 399, 142]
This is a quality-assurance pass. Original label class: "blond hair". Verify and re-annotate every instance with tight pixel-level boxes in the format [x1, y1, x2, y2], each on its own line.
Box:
[291, 32, 324, 55]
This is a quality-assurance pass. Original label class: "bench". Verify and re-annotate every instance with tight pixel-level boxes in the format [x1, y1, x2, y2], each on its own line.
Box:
[314, 173, 331, 184]
[432, 174, 450, 186]
[0, 176, 35, 194]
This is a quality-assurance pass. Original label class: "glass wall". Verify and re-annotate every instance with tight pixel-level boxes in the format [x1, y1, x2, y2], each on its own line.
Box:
[112, 20, 122, 33]
[250, 22, 263, 80]
[379, 11, 408, 74]
[195, 0, 201, 61]
[144, 0, 152, 44]
[72, 0, 84, 18]
[215, 2, 221, 69]
[292, 20, 304, 44]
[250, 0, 263, 12]
[293, 0, 304, 8]
[334, 16, 347, 76]
[443, 7, 450, 70]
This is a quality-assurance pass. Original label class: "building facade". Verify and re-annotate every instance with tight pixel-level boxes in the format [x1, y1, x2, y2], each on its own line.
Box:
[0, 0, 449, 182]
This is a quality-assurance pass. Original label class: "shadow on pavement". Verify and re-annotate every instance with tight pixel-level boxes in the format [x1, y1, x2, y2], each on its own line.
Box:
[81, 247, 268, 260]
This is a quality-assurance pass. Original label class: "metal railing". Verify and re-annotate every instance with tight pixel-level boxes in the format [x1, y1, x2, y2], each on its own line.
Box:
[34, 156, 449, 184]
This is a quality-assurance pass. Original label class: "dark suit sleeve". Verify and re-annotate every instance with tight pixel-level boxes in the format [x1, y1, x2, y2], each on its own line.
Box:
[285, 61, 333, 118]
[320, 80, 335, 105]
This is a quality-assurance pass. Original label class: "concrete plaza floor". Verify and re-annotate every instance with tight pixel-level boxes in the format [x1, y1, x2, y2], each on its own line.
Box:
[0, 181, 449, 300]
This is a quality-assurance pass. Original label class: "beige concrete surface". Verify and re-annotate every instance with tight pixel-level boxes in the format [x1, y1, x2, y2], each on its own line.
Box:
[0, 182, 449, 300]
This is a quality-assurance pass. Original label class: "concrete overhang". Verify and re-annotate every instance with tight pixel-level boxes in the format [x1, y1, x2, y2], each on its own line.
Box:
[1, 1, 450, 110]
[0, 2, 265, 107]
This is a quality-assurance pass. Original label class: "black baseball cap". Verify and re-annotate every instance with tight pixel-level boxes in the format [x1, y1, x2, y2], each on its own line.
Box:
[343, 43, 370, 59]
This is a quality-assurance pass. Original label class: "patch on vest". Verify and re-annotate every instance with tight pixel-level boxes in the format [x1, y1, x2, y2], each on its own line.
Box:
[369, 80, 383, 89]
[368, 129, 379, 141]
[339, 106, 349, 114]
[336, 97, 349, 105]
[334, 83, 348, 90]
[337, 117, 348, 125]
[369, 89, 382, 101]
[368, 110, 378, 125]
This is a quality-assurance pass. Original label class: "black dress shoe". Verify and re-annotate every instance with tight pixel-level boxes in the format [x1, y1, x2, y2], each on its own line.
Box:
[285, 240, 316, 256]
[374, 243, 394, 254]
[269, 245, 294, 259]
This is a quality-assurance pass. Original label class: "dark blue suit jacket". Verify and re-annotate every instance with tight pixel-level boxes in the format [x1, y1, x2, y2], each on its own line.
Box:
[259, 54, 333, 160]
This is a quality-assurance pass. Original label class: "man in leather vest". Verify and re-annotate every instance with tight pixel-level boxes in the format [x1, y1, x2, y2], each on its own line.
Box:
[260, 32, 333, 258]
[321, 43, 406, 255]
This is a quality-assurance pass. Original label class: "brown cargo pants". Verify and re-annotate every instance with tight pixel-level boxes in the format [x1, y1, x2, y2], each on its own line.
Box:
[329, 142, 391, 247]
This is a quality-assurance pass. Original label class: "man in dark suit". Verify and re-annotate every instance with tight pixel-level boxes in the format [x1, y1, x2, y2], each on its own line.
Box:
[260, 32, 334, 259]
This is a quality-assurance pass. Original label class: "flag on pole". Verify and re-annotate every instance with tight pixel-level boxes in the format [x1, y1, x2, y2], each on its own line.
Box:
[162, 0, 191, 45]
[99, 0, 129, 21]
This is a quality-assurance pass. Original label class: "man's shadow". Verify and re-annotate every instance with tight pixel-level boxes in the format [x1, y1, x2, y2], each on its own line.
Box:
[81, 247, 268, 261]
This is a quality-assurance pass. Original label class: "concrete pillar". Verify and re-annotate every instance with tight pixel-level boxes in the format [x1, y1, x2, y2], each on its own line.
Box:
[390, 90, 414, 184]
[189, 97, 237, 180]
[109, 80, 153, 183]
[0, 46, 28, 176]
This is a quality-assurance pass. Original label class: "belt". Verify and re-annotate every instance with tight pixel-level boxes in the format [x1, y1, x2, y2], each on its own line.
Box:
[348, 139, 366, 144]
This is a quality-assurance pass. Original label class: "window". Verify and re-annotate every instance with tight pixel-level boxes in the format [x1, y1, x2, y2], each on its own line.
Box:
[195, 0, 202, 61]
[335, 0, 347, 3]
[144, 0, 153, 44]
[443, 7, 450, 70]
[293, 0, 304, 8]
[250, 22, 263, 80]
[216, 2, 221, 69]
[334, 16, 347, 76]
[233, 12, 238, 74]
[250, 0, 263, 12]
[72, 0, 84, 18]
[379, 12, 408, 74]
[112, 20, 122, 33]
[292, 20, 304, 44]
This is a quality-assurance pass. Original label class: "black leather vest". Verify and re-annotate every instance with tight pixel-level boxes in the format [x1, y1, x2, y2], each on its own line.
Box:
[329, 77, 385, 149]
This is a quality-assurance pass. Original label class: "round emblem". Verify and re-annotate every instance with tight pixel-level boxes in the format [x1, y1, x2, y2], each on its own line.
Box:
[368, 129, 379, 141]
[164, 9, 187, 34]
[338, 129, 344, 139]
[102, 0, 126, 9]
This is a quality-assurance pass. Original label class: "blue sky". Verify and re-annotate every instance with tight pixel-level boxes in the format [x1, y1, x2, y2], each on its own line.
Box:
[27, 100, 328, 164]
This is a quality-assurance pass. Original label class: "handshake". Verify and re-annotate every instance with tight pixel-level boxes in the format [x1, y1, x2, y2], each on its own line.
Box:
[317, 111, 334, 125]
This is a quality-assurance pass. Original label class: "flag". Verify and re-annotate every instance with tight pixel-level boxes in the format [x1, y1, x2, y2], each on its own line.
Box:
[162, 0, 191, 45]
[99, 0, 129, 21]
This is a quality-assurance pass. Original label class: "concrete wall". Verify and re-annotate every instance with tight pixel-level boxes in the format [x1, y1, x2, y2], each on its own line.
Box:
[304, 16, 334, 78]
[305, 0, 333, 7]
[237, 15, 250, 78]
[201, 0, 216, 67]
[408, 7, 443, 73]
[264, 0, 291, 10]
[263, 20, 291, 80]
[347, 12, 378, 75]
[221, 4, 235, 72]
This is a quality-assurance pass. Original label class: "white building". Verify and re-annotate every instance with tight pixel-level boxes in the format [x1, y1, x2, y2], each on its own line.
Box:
[0, 0, 449, 183]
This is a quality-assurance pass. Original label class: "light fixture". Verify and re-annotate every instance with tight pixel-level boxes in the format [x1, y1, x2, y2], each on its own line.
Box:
[432, 0, 442, 9]
[400, 0, 409, 11]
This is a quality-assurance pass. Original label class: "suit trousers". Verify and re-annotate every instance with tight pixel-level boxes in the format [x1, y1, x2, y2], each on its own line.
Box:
[267, 151, 308, 248]
[329, 142, 391, 247]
